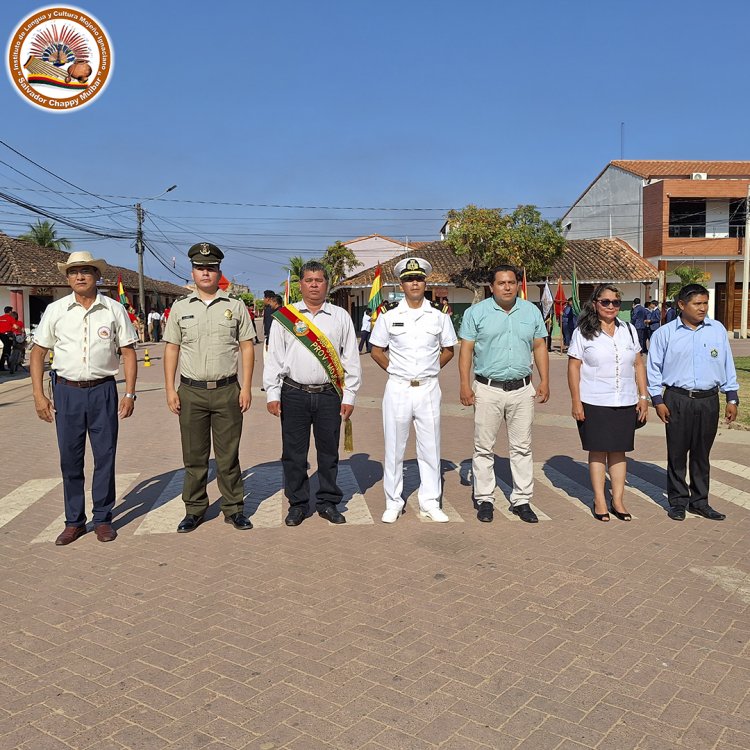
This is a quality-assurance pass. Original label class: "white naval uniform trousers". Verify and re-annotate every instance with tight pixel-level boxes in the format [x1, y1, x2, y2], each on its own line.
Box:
[370, 299, 458, 513]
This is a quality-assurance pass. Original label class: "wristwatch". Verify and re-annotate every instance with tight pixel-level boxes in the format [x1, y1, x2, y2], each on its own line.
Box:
[124, 393, 137, 401]
[728, 399, 738, 405]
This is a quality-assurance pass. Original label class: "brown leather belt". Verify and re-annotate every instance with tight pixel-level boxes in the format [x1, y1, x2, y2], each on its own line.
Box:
[181, 375, 237, 390]
[55, 375, 115, 388]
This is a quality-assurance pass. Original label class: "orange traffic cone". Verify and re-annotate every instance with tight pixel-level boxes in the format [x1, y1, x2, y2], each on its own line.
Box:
[144, 349, 151, 367]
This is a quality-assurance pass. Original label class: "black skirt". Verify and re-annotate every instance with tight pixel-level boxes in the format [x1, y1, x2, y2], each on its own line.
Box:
[577, 402, 637, 452]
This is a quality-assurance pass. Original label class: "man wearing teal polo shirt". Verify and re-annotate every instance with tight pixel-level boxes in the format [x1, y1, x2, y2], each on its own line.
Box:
[459, 265, 550, 523]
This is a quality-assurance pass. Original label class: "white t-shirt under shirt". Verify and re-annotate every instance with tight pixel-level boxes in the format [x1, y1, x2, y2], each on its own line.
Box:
[568, 321, 641, 407]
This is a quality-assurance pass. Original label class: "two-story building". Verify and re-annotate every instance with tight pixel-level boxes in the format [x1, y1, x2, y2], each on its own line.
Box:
[562, 160, 750, 330]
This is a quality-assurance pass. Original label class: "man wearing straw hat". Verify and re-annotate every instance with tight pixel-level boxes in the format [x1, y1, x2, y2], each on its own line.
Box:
[30, 251, 139, 545]
[369, 257, 457, 523]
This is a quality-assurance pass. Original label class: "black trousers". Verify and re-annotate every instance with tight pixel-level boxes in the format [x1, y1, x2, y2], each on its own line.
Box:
[280, 384, 342, 510]
[664, 389, 719, 510]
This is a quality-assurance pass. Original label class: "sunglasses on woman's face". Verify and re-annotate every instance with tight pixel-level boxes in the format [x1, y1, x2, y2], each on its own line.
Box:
[596, 299, 622, 308]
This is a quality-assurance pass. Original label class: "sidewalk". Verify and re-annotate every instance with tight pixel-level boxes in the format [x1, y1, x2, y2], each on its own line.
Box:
[0, 343, 748, 749]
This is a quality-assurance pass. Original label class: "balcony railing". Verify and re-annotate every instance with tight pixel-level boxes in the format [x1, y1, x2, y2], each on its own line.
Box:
[669, 225, 745, 238]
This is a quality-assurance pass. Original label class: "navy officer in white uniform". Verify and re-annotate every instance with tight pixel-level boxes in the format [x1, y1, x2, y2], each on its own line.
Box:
[369, 257, 458, 523]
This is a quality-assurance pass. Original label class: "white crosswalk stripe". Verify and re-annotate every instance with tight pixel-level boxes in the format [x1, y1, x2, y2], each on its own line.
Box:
[133, 470, 186, 535]
[32, 474, 140, 543]
[649, 461, 750, 511]
[335, 465, 375, 525]
[243, 465, 284, 527]
[0, 478, 62, 530]
[494, 471, 552, 521]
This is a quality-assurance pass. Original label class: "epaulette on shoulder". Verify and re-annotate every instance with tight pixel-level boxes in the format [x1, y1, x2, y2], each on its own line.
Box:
[174, 294, 189, 303]
[383, 300, 399, 311]
[228, 293, 241, 300]
[430, 299, 442, 310]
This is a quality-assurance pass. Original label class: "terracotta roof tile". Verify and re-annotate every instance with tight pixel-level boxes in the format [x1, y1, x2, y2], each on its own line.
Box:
[336, 238, 657, 289]
[611, 160, 750, 178]
[0, 233, 188, 296]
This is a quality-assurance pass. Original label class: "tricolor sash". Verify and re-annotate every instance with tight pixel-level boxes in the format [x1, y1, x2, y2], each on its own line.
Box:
[272, 305, 346, 398]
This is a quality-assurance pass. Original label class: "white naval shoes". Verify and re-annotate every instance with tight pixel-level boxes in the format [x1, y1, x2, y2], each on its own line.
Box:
[420, 507, 450, 523]
[381, 508, 401, 523]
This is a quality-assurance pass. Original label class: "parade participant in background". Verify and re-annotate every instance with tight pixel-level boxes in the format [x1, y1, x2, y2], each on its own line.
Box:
[263, 261, 361, 526]
[647, 284, 739, 522]
[248, 306, 260, 344]
[370, 258, 457, 523]
[359, 307, 372, 353]
[147, 307, 162, 343]
[459, 265, 550, 524]
[665, 301, 678, 323]
[567, 284, 648, 522]
[644, 299, 660, 350]
[440, 297, 453, 315]
[163, 243, 255, 533]
[0, 305, 15, 371]
[561, 297, 577, 351]
[630, 297, 648, 352]
[30, 251, 138, 545]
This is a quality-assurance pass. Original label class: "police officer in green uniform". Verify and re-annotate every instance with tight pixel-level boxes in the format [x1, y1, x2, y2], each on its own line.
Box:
[163, 242, 255, 532]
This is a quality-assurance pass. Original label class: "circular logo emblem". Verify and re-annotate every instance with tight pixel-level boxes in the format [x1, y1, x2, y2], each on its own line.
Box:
[6, 6, 113, 112]
[710, 348, 718, 358]
[97, 325, 111, 339]
[293, 320, 309, 337]
[200, 243, 211, 255]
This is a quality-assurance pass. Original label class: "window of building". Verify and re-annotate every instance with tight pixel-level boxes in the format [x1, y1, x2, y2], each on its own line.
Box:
[669, 199, 706, 238]
[729, 199, 747, 238]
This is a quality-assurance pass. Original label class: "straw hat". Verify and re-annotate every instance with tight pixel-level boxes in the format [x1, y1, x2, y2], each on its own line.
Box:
[57, 251, 107, 277]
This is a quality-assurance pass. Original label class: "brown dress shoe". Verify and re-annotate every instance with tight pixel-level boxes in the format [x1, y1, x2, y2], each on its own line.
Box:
[94, 523, 117, 542]
[55, 526, 87, 546]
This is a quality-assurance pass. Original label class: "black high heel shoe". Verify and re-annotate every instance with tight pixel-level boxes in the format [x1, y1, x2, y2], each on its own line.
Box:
[610, 506, 632, 521]
[592, 504, 610, 522]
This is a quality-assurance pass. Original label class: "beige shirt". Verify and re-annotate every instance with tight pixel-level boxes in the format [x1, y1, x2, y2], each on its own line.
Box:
[163, 291, 253, 381]
[34, 292, 138, 380]
[263, 301, 361, 405]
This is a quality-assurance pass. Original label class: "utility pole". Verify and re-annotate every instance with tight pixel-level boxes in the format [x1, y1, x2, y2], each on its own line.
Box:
[135, 202, 146, 320]
[741, 184, 750, 338]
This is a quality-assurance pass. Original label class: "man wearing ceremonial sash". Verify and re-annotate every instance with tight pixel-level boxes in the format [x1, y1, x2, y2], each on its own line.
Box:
[263, 261, 361, 526]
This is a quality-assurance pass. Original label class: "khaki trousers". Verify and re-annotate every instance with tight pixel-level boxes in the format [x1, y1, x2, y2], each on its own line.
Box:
[472, 380, 535, 507]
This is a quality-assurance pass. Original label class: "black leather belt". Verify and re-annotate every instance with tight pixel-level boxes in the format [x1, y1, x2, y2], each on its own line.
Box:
[475, 374, 531, 391]
[666, 385, 718, 399]
[283, 377, 334, 393]
[56, 375, 115, 388]
[181, 375, 237, 390]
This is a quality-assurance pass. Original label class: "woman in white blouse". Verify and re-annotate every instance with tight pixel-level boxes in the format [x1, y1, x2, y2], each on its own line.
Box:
[567, 285, 649, 521]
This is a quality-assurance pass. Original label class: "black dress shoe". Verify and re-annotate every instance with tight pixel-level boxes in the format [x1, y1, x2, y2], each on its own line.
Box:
[225, 512, 253, 530]
[687, 505, 726, 521]
[512, 504, 539, 523]
[177, 514, 204, 533]
[285, 507, 306, 526]
[667, 507, 686, 521]
[477, 501, 494, 523]
[318, 505, 346, 524]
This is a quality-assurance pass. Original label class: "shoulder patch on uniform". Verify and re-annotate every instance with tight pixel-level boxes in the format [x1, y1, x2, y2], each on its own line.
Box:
[383, 300, 398, 311]
[430, 299, 442, 310]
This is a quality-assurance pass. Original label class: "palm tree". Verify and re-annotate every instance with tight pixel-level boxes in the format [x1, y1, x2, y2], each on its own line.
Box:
[19, 219, 72, 251]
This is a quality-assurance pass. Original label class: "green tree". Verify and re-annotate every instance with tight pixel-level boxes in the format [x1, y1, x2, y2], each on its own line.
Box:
[666, 265, 711, 299]
[444, 204, 566, 302]
[282, 255, 308, 303]
[19, 219, 72, 251]
[322, 240, 361, 289]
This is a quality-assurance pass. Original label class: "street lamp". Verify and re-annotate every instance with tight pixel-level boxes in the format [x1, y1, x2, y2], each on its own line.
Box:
[135, 184, 177, 328]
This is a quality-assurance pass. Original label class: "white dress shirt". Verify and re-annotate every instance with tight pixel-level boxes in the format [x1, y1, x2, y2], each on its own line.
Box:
[370, 299, 457, 379]
[263, 301, 362, 405]
[568, 321, 640, 406]
[34, 292, 138, 380]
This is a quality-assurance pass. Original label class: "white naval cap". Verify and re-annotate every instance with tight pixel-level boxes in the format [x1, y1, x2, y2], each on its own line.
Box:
[395, 256, 432, 280]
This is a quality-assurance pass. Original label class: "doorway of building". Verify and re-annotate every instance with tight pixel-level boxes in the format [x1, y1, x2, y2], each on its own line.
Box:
[29, 295, 53, 326]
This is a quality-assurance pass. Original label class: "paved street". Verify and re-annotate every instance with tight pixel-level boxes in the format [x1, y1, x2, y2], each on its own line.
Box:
[0, 344, 749, 749]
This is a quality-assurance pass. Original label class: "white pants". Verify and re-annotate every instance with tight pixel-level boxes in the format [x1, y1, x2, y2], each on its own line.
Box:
[383, 377, 442, 512]
[472, 380, 535, 507]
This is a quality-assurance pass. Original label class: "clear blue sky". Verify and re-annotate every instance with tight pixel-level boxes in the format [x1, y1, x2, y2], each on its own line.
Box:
[1, 0, 748, 294]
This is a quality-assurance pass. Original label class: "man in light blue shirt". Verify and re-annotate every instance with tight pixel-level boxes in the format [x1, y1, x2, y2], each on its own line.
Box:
[647, 284, 739, 522]
[459, 265, 550, 524]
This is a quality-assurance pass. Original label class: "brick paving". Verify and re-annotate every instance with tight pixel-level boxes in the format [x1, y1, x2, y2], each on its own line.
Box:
[0, 342, 748, 749]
